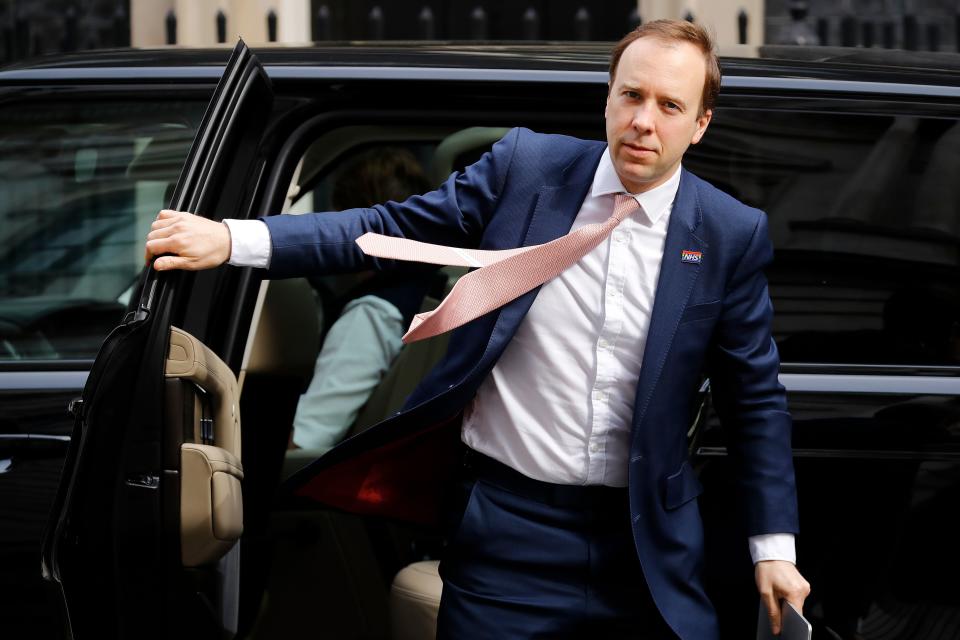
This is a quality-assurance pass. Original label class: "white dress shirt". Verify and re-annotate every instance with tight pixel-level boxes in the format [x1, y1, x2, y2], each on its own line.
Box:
[222, 150, 795, 565]
[463, 150, 675, 487]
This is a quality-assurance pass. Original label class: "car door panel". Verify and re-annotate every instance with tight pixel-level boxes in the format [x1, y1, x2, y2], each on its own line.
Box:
[166, 326, 244, 567]
[41, 40, 273, 640]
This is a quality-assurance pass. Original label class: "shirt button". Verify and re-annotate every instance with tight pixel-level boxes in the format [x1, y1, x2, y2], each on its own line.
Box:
[598, 339, 609, 350]
[590, 443, 600, 453]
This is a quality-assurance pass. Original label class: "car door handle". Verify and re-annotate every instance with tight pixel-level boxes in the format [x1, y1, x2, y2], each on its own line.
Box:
[165, 326, 241, 459]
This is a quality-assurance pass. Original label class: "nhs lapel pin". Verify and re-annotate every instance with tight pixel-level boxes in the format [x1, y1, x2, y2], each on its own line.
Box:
[681, 250, 702, 264]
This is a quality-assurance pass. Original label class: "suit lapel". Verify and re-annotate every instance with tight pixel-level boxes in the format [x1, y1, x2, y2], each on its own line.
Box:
[631, 169, 705, 435]
[523, 142, 607, 246]
[522, 182, 592, 246]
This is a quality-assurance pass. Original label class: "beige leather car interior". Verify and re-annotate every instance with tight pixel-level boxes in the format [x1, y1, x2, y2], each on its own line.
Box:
[242, 278, 320, 385]
[389, 560, 442, 640]
[166, 326, 244, 567]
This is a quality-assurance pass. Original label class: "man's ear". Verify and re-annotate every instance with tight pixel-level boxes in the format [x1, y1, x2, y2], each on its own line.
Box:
[691, 108, 712, 145]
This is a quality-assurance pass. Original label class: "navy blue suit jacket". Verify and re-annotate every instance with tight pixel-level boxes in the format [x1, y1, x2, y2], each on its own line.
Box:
[273, 128, 799, 639]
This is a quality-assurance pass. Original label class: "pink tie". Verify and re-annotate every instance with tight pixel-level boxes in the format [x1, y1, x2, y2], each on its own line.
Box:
[356, 194, 642, 343]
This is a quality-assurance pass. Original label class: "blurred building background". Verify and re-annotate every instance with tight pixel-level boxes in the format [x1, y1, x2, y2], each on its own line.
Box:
[0, 0, 958, 65]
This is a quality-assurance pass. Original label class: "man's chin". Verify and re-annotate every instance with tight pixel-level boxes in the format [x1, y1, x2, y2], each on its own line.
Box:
[620, 167, 674, 194]
[619, 167, 655, 188]
[617, 156, 656, 174]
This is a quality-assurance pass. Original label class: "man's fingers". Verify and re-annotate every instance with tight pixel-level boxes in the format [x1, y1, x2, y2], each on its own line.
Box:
[146, 212, 189, 258]
[755, 560, 811, 636]
[151, 216, 180, 230]
[143, 210, 230, 271]
[761, 593, 781, 636]
[783, 581, 811, 622]
[778, 572, 811, 610]
[145, 237, 178, 257]
[153, 255, 192, 271]
[146, 224, 179, 242]
[151, 210, 194, 232]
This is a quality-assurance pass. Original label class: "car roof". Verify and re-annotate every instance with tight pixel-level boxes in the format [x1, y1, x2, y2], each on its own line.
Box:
[2, 42, 960, 93]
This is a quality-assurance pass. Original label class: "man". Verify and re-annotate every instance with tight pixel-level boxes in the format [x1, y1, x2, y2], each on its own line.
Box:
[146, 20, 809, 639]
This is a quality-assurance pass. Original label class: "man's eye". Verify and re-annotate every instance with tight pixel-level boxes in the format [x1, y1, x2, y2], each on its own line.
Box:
[624, 91, 640, 99]
[664, 102, 680, 111]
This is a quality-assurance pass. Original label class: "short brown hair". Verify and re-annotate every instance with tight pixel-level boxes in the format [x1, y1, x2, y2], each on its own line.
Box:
[332, 147, 431, 210]
[609, 19, 721, 116]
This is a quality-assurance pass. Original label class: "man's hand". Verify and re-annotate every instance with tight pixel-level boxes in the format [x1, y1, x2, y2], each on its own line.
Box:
[144, 210, 232, 271]
[755, 560, 811, 635]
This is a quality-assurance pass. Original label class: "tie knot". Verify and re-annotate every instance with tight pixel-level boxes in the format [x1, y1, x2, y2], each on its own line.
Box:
[613, 193, 641, 222]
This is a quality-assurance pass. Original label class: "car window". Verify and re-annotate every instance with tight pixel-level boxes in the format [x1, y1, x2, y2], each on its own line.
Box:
[686, 108, 960, 368]
[0, 99, 205, 361]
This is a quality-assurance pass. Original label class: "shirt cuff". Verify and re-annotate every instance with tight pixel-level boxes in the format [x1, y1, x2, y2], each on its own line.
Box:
[748, 533, 796, 565]
[223, 218, 271, 268]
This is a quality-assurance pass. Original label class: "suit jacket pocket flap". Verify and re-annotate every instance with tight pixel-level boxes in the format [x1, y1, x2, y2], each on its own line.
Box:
[662, 461, 704, 510]
[679, 300, 721, 324]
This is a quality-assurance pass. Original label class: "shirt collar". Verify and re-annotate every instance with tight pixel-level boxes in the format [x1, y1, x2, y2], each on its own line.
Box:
[590, 146, 682, 224]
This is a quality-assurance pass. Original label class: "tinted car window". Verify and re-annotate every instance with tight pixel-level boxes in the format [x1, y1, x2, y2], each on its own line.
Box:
[0, 100, 204, 361]
[687, 108, 960, 367]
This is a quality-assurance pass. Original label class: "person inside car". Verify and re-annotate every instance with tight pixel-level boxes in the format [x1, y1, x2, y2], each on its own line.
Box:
[289, 147, 436, 452]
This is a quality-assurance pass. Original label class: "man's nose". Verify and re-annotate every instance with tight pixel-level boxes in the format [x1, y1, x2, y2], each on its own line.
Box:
[631, 102, 655, 132]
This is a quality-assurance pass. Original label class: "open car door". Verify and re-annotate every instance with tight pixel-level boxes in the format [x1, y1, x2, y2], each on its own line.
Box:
[41, 41, 273, 640]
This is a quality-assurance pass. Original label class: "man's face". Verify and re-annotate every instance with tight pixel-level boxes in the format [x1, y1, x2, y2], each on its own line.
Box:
[605, 37, 712, 193]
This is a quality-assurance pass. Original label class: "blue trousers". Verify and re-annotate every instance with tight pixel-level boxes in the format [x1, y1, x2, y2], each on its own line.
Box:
[436, 452, 678, 639]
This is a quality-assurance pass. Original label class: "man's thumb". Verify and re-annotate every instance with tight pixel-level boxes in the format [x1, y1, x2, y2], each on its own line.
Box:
[154, 256, 183, 271]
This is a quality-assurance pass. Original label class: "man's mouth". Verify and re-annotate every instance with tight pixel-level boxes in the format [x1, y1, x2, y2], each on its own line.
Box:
[623, 142, 656, 155]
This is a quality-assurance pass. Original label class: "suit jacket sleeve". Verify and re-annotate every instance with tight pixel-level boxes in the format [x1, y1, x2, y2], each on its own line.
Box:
[706, 212, 800, 537]
[262, 127, 521, 279]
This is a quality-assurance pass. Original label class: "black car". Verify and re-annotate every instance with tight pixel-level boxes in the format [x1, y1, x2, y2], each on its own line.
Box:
[2, 41, 960, 640]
